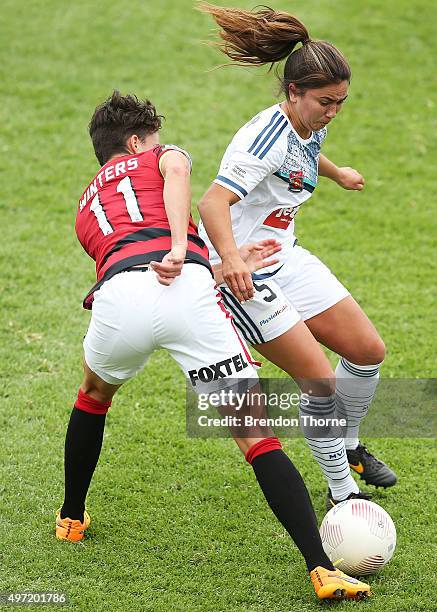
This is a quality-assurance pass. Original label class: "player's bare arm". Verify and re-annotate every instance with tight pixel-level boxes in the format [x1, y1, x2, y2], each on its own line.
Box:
[151, 150, 191, 285]
[318, 153, 365, 190]
[198, 183, 254, 302]
[212, 238, 281, 285]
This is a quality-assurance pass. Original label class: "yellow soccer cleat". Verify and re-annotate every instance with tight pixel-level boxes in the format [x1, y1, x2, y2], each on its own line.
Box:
[55, 510, 91, 542]
[310, 565, 371, 600]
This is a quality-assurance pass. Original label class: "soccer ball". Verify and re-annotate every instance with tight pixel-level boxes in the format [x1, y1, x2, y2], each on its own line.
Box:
[320, 499, 396, 575]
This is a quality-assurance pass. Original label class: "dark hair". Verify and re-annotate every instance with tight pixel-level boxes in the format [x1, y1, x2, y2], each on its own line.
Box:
[89, 90, 164, 165]
[198, 3, 351, 96]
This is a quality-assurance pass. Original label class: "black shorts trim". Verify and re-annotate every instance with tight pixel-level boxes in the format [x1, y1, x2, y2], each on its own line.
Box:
[220, 287, 265, 345]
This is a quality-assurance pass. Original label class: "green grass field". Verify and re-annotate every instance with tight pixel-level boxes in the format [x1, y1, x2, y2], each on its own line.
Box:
[1, 0, 436, 610]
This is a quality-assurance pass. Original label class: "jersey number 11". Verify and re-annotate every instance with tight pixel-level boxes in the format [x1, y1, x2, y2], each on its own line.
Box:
[90, 176, 143, 235]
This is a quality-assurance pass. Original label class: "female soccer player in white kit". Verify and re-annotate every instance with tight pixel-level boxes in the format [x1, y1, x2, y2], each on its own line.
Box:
[198, 4, 397, 508]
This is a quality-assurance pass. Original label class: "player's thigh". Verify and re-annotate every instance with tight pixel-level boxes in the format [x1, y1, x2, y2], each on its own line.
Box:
[278, 246, 350, 322]
[161, 267, 274, 442]
[161, 267, 316, 449]
[159, 265, 258, 389]
[277, 248, 385, 364]
[305, 296, 386, 365]
[254, 321, 335, 395]
[83, 272, 156, 386]
[219, 275, 333, 391]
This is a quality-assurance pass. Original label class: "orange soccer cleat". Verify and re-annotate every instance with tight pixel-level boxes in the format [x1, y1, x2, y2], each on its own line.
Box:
[310, 565, 371, 600]
[55, 510, 91, 542]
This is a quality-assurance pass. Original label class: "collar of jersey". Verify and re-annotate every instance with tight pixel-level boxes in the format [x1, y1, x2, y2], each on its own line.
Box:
[277, 103, 314, 145]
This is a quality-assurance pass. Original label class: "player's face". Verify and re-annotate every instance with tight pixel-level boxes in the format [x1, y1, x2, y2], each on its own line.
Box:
[291, 81, 349, 132]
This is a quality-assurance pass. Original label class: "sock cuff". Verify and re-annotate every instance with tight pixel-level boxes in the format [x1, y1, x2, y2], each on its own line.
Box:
[344, 438, 360, 450]
[245, 437, 282, 464]
[304, 394, 336, 403]
[300, 394, 335, 415]
[75, 388, 112, 414]
[339, 357, 382, 377]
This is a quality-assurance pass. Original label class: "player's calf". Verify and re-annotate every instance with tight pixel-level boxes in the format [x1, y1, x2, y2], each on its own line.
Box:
[56, 385, 113, 542]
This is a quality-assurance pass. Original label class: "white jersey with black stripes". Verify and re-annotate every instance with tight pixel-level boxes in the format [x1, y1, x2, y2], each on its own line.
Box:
[198, 103, 327, 273]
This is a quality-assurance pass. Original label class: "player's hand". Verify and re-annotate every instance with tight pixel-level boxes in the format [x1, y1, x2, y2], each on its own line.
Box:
[337, 167, 365, 191]
[239, 239, 281, 273]
[222, 252, 254, 303]
[150, 244, 186, 286]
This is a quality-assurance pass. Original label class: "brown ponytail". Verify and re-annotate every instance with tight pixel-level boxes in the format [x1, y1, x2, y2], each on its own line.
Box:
[199, 3, 351, 96]
[198, 3, 309, 66]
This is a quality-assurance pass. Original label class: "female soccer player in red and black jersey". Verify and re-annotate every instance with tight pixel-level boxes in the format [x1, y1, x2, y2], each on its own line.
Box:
[56, 91, 370, 601]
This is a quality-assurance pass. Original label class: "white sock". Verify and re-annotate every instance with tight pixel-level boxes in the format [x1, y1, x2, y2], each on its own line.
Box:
[300, 394, 358, 500]
[335, 358, 382, 450]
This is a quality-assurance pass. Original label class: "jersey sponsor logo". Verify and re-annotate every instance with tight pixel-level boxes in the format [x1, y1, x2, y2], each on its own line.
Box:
[288, 169, 304, 192]
[259, 303, 290, 326]
[262, 206, 299, 229]
[188, 353, 249, 386]
[224, 163, 247, 182]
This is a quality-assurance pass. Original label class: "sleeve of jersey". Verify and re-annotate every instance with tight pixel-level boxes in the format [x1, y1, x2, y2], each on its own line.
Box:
[157, 144, 193, 173]
[214, 126, 287, 200]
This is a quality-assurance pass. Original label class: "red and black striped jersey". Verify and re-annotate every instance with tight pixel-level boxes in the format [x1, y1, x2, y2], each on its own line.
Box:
[75, 145, 210, 309]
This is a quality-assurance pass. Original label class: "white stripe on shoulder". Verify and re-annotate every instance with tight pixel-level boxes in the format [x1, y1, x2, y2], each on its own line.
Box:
[158, 144, 192, 173]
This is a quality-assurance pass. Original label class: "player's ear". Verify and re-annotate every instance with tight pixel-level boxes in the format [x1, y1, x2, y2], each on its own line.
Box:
[125, 134, 138, 154]
[288, 83, 299, 103]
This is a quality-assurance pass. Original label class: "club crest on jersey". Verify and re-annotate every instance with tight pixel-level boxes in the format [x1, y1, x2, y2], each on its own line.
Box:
[288, 169, 304, 192]
[263, 206, 299, 229]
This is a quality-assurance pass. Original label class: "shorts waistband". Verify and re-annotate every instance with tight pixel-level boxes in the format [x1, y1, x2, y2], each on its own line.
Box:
[123, 265, 150, 272]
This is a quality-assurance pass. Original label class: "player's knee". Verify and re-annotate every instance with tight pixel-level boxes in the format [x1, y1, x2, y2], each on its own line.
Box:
[372, 337, 386, 364]
[362, 336, 385, 365]
[347, 336, 386, 366]
[80, 382, 115, 404]
[315, 377, 336, 397]
[81, 363, 119, 403]
[299, 376, 336, 398]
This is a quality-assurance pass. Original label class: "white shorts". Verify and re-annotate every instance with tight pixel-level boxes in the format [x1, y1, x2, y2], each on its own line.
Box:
[84, 264, 258, 389]
[220, 280, 300, 345]
[220, 246, 350, 345]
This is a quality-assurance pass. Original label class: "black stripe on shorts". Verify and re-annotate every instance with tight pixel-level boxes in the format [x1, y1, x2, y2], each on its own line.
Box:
[220, 287, 265, 345]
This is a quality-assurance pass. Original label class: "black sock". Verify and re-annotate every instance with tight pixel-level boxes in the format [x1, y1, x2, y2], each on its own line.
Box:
[60, 408, 106, 521]
[251, 449, 335, 572]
